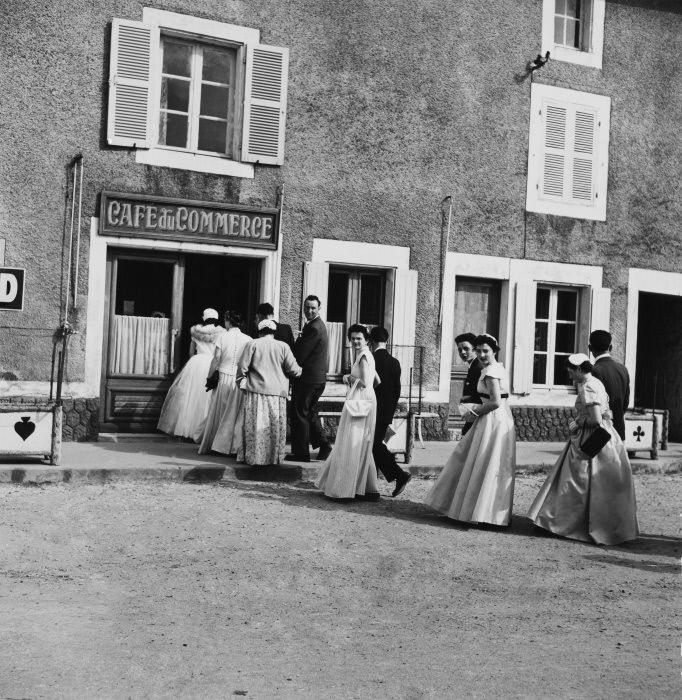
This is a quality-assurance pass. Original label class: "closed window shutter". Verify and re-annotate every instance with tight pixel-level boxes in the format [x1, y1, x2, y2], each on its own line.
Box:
[302, 262, 329, 325]
[590, 287, 611, 332]
[242, 44, 289, 165]
[541, 101, 597, 206]
[391, 270, 418, 391]
[512, 281, 536, 394]
[107, 20, 154, 148]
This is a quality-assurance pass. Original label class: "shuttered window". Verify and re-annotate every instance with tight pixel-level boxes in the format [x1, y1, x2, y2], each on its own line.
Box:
[526, 84, 610, 222]
[108, 11, 289, 173]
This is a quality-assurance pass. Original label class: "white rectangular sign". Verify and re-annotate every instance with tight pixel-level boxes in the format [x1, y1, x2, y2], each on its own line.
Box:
[0, 410, 53, 454]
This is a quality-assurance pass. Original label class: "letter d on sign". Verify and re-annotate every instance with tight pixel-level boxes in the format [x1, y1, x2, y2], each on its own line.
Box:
[0, 268, 25, 310]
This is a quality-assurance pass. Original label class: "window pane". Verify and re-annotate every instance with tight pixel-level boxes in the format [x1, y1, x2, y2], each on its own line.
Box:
[359, 275, 383, 326]
[566, 0, 580, 18]
[555, 323, 576, 353]
[200, 84, 229, 118]
[556, 290, 577, 320]
[555, 0, 566, 13]
[161, 77, 190, 112]
[554, 17, 565, 44]
[327, 272, 349, 322]
[198, 118, 227, 153]
[202, 47, 232, 83]
[533, 354, 547, 384]
[160, 112, 188, 148]
[163, 41, 192, 78]
[565, 18, 580, 47]
[536, 288, 550, 319]
[554, 355, 571, 385]
[534, 322, 548, 351]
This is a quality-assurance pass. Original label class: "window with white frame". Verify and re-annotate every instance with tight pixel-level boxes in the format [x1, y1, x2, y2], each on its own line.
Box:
[526, 84, 610, 222]
[107, 9, 289, 177]
[532, 286, 579, 386]
[541, 0, 605, 69]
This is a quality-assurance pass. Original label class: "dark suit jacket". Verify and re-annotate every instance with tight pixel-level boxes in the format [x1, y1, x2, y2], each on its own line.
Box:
[274, 322, 295, 351]
[373, 348, 401, 425]
[592, 356, 630, 439]
[293, 315, 329, 383]
[462, 358, 483, 405]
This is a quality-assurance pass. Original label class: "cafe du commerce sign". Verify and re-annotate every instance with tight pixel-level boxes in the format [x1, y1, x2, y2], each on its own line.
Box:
[100, 192, 279, 250]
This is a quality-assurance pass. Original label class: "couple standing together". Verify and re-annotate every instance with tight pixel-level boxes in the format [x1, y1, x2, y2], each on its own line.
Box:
[289, 296, 411, 499]
[426, 330, 637, 546]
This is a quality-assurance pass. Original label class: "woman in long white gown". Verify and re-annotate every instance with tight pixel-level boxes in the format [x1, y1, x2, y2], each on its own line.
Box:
[198, 310, 251, 455]
[316, 324, 380, 500]
[157, 308, 225, 441]
[424, 334, 516, 526]
[528, 353, 638, 545]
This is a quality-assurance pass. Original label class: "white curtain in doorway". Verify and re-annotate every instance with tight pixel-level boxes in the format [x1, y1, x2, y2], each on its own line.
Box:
[327, 322, 345, 374]
[110, 315, 170, 375]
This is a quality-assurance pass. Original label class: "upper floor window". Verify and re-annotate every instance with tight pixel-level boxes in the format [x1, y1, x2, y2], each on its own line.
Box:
[542, 0, 605, 69]
[107, 9, 289, 178]
[526, 84, 610, 222]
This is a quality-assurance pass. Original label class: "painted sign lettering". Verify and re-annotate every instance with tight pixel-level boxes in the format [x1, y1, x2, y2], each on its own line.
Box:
[99, 192, 279, 250]
[0, 267, 25, 311]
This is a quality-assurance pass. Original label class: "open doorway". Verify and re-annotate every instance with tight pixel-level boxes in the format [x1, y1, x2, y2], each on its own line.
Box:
[635, 291, 682, 440]
[179, 254, 261, 366]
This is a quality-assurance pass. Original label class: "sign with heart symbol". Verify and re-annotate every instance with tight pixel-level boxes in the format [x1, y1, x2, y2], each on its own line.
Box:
[14, 416, 36, 441]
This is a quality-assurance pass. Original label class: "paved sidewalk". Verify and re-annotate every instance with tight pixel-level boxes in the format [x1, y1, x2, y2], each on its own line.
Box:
[1, 435, 680, 484]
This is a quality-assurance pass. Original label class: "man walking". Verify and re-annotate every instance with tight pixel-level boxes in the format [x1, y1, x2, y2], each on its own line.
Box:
[369, 327, 412, 497]
[255, 302, 295, 350]
[455, 332, 483, 437]
[286, 295, 332, 462]
[589, 329, 630, 440]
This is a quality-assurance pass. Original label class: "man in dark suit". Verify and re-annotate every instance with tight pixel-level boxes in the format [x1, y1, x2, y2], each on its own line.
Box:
[286, 295, 332, 462]
[455, 332, 483, 436]
[255, 302, 295, 350]
[370, 327, 412, 497]
[589, 329, 630, 440]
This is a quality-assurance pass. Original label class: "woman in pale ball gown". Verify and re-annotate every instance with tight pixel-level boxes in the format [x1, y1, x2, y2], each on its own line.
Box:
[157, 308, 225, 441]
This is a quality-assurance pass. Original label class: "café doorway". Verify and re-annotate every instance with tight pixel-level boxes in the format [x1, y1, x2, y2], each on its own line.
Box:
[100, 249, 261, 432]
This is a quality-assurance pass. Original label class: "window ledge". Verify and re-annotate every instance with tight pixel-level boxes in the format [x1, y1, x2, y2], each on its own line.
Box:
[136, 148, 255, 178]
[547, 44, 603, 69]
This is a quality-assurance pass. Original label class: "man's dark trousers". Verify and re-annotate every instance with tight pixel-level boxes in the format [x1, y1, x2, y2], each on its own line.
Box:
[290, 381, 328, 457]
[373, 422, 405, 482]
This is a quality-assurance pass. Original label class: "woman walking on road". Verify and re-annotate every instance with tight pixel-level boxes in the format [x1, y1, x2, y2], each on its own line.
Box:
[198, 310, 250, 456]
[424, 334, 516, 526]
[528, 353, 638, 545]
[157, 308, 225, 441]
[236, 320, 302, 466]
[315, 324, 380, 500]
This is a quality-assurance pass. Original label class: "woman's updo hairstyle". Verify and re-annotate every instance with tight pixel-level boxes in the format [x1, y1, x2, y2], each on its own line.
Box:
[224, 310, 244, 330]
[565, 353, 593, 373]
[474, 333, 500, 353]
[347, 323, 369, 341]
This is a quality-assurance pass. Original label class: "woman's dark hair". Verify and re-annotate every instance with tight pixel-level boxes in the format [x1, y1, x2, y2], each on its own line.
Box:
[258, 325, 276, 336]
[224, 310, 244, 330]
[201, 318, 220, 327]
[347, 323, 369, 341]
[455, 332, 477, 346]
[474, 333, 500, 353]
[566, 357, 594, 373]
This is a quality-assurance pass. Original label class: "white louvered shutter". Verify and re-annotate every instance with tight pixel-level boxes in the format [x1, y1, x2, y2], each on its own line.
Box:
[391, 270, 418, 392]
[302, 262, 329, 324]
[541, 102, 598, 206]
[590, 287, 611, 332]
[107, 19, 154, 148]
[242, 44, 289, 165]
[512, 281, 536, 394]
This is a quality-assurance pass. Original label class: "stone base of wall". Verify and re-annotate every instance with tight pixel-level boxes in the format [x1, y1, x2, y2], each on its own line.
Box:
[0, 396, 99, 442]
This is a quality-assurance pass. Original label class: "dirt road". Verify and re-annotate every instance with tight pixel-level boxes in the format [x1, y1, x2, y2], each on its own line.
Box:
[0, 473, 679, 699]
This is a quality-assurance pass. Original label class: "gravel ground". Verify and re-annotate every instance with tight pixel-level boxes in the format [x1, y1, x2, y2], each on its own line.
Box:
[0, 473, 680, 700]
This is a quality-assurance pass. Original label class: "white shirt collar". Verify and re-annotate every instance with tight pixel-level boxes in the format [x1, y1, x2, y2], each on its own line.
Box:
[592, 352, 611, 361]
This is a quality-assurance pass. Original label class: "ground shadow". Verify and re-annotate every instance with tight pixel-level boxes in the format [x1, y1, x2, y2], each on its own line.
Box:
[183, 465, 227, 483]
[582, 552, 680, 574]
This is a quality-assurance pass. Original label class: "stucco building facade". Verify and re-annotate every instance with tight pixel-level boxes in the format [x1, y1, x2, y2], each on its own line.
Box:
[1, 0, 680, 441]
